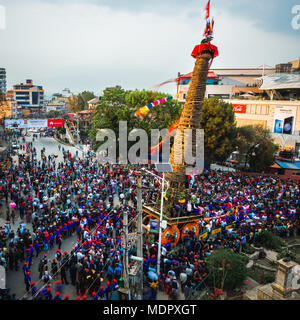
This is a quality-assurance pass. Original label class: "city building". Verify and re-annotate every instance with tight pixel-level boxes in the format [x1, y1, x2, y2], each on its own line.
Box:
[224, 99, 300, 155]
[0, 98, 18, 119]
[87, 97, 100, 111]
[45, 101, 67, 114]
[0, 68, 6, 95]
[66, 109, 93, 131]
[7, 79, 44, 117]
[176, 59, 300, 103]
[176, 68, 276, 102]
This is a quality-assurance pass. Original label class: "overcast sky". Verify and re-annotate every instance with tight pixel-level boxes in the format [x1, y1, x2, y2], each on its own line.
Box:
[0, 0, 299, 96]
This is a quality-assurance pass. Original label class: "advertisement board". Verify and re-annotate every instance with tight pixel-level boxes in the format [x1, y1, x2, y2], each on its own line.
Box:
[47, 119, 64, 127]
[150, 220, 159, 233]
[232, 104, 247, 114]
[199, 232, 208, 240]
[273, 106, 297, 135]
[211, 227, 222, 235]
[5, 119, 64, 129]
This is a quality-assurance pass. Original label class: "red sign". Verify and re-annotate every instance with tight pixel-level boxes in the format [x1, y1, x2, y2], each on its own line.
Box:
[233, 104, 247, 113]
[47, 119, 64, 127]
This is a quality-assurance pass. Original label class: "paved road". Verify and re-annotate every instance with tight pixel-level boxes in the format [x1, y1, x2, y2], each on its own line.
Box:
[16, 135, 89, 163]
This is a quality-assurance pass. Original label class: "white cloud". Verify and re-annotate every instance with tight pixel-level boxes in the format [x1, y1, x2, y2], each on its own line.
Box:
[0, 0, 299, 95]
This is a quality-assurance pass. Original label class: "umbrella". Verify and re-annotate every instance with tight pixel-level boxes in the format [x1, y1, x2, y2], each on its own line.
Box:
[9, 203, 16, 208]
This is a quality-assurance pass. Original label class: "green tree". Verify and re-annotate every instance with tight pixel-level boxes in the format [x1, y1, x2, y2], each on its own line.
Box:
[235, 125, 278, 172]
[200, 98, 236, 165]
[205, 249, 248, 292]
[89, 87, 182, 153]
[79, 91, 96, 109]
[257, 230, 286, 250]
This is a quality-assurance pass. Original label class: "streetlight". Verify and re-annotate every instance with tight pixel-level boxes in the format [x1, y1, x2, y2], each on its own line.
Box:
[153, 163, 172, 276]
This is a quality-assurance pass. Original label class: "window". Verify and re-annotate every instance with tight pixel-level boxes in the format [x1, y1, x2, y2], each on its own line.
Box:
[292, 172, 300, 176]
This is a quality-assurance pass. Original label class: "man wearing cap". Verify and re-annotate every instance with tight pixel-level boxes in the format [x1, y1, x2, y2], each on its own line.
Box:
[34, 240, 41, 257]
[53, 291, 61, 300]
[24, 271, 31, 293]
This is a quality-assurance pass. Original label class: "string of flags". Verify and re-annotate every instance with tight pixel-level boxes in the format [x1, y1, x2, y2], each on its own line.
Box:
[135, 94, 179, 119]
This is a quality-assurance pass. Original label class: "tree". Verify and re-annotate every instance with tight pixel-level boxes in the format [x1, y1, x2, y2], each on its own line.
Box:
[89, 86, 182, 154]
[200, 98, 236, 165]
[66, 94, 85, 113]
[79, 91, 96, 109]
[205, 249, 248, 292]
[235, 125, 278, 172]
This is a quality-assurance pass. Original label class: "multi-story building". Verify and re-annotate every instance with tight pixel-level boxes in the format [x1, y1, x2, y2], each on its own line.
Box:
[0, 99, 18, 119]
[176, 68, 276, 102]
[0, 68, 6, 95]
[7, 79, 44, 117]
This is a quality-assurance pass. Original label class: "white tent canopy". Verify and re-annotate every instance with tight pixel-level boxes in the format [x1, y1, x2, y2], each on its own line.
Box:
[259, 73, 300, 90]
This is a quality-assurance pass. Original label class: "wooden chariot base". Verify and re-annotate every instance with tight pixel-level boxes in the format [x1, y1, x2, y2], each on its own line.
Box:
[142, 204, 205, 247]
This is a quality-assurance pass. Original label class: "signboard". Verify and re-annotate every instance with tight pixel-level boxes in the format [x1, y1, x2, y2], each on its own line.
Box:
[225, 224, 234, 230]
[232, 104, 247, 114]
[211, 227, 222, 235]
[273, 106, 297, 135]
[199, 232, 208, 240]
[5, 119, 64, 129]
[47, 118, 64, 127]
[150, 220, 159, 233]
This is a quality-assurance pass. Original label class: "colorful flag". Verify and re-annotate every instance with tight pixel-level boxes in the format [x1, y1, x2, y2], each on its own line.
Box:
[135, 94, 179, 119]
[205, 0, 210, 19]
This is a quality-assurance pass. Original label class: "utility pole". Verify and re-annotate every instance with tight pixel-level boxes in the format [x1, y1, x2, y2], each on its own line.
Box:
[157, 172, 165, 276]
[136, 172, 143, 300]
[122, 202, 130, 295]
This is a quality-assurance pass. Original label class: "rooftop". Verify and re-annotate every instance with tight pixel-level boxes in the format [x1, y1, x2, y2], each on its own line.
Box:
[275, 161, 300, 170]
[259, 73, 300, 90]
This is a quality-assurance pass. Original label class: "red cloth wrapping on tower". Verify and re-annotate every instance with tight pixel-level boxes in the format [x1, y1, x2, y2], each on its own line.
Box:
[191, 43, 219, 59]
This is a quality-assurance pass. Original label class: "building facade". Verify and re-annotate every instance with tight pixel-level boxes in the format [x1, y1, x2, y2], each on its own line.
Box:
[0, 68, 6, 95]
[225, 99, 300, 155]
[0, 99, 18, 119]
[176, 68, 276, 102]
[7, 79, 44, 117]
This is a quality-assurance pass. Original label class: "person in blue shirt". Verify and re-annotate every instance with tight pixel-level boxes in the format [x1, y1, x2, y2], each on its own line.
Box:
[34, 241, 41, 257]
[107, 264, 114, 282]
[53, 291, 61, 300]
[113, 264, 122, 280]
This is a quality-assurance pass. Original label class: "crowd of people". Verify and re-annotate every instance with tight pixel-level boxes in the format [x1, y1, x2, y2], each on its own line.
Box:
[0, 130, 299, 301]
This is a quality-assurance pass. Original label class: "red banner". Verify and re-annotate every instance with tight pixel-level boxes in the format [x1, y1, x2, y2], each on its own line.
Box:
[47, 119, 64, 127]
[233, 104, 247, 114]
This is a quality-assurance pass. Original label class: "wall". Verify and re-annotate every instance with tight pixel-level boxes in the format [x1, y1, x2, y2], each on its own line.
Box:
[225, 99, 300, 149]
